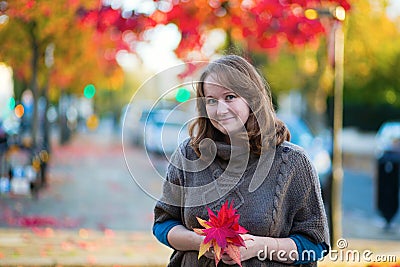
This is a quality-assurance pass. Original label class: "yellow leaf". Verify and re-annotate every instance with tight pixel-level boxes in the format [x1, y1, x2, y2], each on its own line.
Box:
[193, 228, 205, 235]
[198, 241, 211, 259]
[196, 217, 211, 229]
[214, 242, 222, 265]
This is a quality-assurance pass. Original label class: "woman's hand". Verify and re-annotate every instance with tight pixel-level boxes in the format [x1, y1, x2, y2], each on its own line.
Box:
[221, 234, 298, 265]
[201, 235, 260, 263]
[221, 234, 262, 265]
[203, 247, 216, 260]
[167, 225, 205, 251]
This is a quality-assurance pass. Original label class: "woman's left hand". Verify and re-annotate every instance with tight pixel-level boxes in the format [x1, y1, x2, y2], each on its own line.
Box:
[221, 234, 262, 265]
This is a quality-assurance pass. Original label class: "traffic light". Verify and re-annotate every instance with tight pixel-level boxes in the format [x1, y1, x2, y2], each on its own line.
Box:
[84, 84, 96, 99]
[175, 87, 191, 103]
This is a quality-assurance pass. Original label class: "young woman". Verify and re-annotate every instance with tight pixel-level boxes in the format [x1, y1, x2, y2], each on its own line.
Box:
[153, 55, 329, 266]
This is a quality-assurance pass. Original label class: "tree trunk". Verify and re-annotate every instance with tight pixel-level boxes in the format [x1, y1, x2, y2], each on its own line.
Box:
[59, 93, 71, 145]
[41, 86, 50, 186]
[28, 21, 40, 148]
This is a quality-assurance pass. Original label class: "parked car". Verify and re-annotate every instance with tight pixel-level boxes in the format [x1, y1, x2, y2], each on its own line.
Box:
[121, 100, 183, 147]
[143, 108, 191, 155]
[130, 109, 150, 147]
[121, 101, 152, 146]
[374, 121, 400, 225]
[375, 121, 400, 155]
[279, 115, 332, 197]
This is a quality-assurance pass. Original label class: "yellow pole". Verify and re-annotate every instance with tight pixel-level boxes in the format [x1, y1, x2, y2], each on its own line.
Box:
[305, 6, 346, 248]
[331, 14, 345, 247]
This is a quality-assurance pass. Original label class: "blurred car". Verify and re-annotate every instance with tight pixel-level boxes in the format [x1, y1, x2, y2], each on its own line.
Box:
[121, 101, 151, 146]
[374, 121, 400, 225]
[143, 108, 191, 155]
[279, 115, 332, 195]
[130, 109, 150, 146]
[375, 121, 400, 155]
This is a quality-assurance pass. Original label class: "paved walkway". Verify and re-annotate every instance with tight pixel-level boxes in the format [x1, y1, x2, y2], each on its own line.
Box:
[0, 227, 173, 267]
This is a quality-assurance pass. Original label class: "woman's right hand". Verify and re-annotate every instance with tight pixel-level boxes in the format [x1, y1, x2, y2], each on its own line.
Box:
[168, 225, 205, 251]
[203, 247, 215, 260]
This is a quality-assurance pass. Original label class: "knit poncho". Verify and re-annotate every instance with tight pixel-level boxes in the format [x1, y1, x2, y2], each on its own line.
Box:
[154, 139, 330, 267]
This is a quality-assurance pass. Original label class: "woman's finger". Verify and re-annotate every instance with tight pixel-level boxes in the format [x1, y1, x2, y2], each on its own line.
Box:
[203, 251, 214, 259]
[221, 258, 236, 265]
[221, 252, 236, 265]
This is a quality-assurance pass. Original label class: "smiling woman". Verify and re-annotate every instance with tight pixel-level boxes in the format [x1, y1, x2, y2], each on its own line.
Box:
[153, 55, 330, 267]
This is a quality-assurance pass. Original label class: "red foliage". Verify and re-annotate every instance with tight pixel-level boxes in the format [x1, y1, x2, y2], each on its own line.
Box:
[194, 201, 248, 266]
[76, 0, 352, 62]
[144, 0, 351, 59]
[177, 62, 198, 80]
[18, 216, 58, 227]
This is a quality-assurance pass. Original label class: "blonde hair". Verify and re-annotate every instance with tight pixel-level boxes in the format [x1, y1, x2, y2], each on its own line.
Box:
[189, 55, 290, 156]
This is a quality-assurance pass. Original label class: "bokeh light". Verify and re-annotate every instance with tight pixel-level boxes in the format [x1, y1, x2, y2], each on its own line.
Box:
[7, 97, 15, 110]
[175, 87, 191, 102]
[83, 84, 96, 99]
[385, 90, 397, 104]
[14, 104, 24, 118]
[304, 9, 318, 20]
[86, 114, 99, 131]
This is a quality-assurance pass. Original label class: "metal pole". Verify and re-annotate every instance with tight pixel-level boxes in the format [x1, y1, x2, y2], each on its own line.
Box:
[304, 6, 346, 247]
[331, 19, 344, 247]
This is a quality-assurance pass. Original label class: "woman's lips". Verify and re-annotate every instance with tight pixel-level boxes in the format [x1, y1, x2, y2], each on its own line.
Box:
[217, 117, 235, 122]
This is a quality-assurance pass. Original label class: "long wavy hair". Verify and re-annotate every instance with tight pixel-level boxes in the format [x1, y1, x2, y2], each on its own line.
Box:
[189, 55, 290, 156]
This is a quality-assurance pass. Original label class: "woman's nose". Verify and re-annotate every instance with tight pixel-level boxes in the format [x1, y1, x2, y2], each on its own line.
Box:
[216, 101, 229, 116]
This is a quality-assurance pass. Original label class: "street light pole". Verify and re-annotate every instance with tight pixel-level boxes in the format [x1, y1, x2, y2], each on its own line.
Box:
[305, 6, 346, 248]
[331, 17, 344, 247]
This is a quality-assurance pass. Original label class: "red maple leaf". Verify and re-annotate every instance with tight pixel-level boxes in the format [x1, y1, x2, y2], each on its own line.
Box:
[193, 201, 248, 267]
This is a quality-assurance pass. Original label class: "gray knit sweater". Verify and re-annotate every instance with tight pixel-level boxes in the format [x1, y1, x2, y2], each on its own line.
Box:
[154, 139, 330, 267]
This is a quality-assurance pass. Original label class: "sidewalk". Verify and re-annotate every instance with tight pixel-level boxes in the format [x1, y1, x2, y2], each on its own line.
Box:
[0, 228, 172, 267]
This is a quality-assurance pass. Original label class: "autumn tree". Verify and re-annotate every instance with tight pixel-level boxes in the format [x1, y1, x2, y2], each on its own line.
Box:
[0, 0, 128, 145]
[341, 0, 400, 130]
[76, 4, 157, 118]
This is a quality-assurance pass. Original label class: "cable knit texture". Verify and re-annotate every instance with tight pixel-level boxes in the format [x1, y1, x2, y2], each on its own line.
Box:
[154, 139, 330, 267]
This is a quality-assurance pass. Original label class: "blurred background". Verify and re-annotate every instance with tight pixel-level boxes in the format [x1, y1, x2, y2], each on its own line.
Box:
[0, 0, 400, 266]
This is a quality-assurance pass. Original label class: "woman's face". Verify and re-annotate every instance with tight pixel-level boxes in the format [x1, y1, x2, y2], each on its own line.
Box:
[203, 75, 250, 135]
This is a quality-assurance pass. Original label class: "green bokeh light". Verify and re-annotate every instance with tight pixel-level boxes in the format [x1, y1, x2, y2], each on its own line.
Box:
[84, 84, 96, 99]
[175, 87, 191, 103]
[8, 97, 15, 110]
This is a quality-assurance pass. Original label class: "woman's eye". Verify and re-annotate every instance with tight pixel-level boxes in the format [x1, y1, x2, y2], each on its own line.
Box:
[226, 94, 236, 101]
[206, 98, 217, 105]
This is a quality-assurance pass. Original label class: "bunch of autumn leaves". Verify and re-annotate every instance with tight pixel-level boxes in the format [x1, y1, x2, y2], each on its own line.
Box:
[194, 201, 248, 267]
